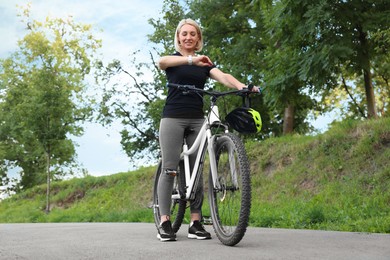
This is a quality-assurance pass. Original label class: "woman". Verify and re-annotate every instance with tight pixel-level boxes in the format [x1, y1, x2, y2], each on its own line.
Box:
[157, 18, 258, 242]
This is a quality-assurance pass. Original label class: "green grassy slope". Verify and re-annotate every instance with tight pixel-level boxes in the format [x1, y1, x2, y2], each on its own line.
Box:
[1, 118, 389, 233]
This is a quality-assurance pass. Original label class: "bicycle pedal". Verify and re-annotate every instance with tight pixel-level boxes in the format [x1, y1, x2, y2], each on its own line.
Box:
[203, 216, 213, 225]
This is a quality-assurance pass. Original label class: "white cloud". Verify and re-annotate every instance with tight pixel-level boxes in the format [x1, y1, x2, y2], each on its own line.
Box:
[0, 0, 163, 58]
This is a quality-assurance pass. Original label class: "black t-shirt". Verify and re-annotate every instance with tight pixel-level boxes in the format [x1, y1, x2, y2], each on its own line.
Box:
[162, 52, 215, 119]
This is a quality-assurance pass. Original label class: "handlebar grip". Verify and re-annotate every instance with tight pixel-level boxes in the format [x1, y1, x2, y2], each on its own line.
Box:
[247, 83, 262, 94]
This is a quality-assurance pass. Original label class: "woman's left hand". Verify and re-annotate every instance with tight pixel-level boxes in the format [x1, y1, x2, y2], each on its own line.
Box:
[251, 86, 260, 92]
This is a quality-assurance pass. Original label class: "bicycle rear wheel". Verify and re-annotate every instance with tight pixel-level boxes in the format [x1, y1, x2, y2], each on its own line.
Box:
[153, 161, 187, 233]
[208, 133, 251, 246]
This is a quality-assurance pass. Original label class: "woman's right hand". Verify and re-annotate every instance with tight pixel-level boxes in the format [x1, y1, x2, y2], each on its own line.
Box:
[193, 55, 213, 67]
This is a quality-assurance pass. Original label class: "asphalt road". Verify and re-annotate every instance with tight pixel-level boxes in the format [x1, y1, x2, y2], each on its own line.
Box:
[0, 223, 389, 260]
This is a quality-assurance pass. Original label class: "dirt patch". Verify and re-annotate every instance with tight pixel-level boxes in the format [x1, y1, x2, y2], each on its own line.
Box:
[379, 131, 390, 146]
[264, 162, 276, 177]
[55, 190, 86, 209]
[300, 178, 316, 191]
[282, 155, 293, 166]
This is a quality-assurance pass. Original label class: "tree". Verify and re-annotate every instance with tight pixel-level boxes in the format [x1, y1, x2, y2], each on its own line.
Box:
[261, 0, 317, 135]
[95, 53, 164, 167]
[189, 0, 315, 135]
[277, 0, 390, 119]
[0, 5, 102, 207]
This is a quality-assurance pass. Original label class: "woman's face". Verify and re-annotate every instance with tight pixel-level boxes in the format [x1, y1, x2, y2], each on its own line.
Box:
[178, 24, 199, 52]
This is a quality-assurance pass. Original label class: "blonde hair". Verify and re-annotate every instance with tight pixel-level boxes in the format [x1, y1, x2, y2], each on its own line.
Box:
[174, 18, 204, 52]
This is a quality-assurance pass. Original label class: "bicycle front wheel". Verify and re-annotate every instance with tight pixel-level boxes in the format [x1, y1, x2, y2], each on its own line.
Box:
[153, 161, 187, 233]
[208, 133, 251, 246]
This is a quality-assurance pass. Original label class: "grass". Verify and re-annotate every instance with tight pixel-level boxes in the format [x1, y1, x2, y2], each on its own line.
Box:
[247, 117, 390, 233]
[0, 117, 389, 233]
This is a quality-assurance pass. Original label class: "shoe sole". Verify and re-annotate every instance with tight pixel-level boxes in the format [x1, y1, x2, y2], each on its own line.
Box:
[188, 234, 211, 240]
[157, 233, 177, 242]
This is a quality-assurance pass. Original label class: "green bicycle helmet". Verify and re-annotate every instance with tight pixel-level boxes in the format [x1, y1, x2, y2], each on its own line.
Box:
[225, 107, 262, 134]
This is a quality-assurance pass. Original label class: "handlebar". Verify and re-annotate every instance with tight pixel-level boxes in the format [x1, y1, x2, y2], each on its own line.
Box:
[166, 83, 261, 99]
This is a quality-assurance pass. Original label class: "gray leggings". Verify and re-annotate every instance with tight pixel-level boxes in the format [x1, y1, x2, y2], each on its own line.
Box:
[157, 117, 204, 216]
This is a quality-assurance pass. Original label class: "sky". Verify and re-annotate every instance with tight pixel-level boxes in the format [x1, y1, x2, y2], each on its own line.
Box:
[0, 0, 165, 176]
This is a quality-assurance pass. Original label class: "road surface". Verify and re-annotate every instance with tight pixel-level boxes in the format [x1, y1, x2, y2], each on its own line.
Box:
[0, 223, 389, 259]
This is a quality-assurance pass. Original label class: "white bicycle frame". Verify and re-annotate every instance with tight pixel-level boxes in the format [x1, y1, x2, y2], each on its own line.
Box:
[171, 105, 225, 200]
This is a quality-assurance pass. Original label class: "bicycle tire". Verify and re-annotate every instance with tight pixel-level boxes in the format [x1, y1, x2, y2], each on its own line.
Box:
[208, 133, 251, 246]
[153, 161, 187, 233]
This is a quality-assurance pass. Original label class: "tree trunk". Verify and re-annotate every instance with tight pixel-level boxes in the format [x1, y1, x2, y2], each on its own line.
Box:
[363, 68, 377, 118]
[45, 114, 51, 214]
[358, 25, 377, 119]
[283, 103, 294, 134]
[45, 148, 51, 214]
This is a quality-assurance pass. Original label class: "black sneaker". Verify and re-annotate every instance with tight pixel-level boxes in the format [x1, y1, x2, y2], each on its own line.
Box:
[188, 221, 211, 240]
[157, 220, 176, 242]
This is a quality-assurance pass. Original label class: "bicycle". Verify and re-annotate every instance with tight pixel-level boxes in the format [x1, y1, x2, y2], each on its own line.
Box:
[153, 83, 260, 246]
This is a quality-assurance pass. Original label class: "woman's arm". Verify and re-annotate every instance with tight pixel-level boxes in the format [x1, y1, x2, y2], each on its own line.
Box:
[158, 56, 188, 70]
[210, 68, 247, 90]
[210, 68, 260, 92]
[158, 55, 213, 70]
